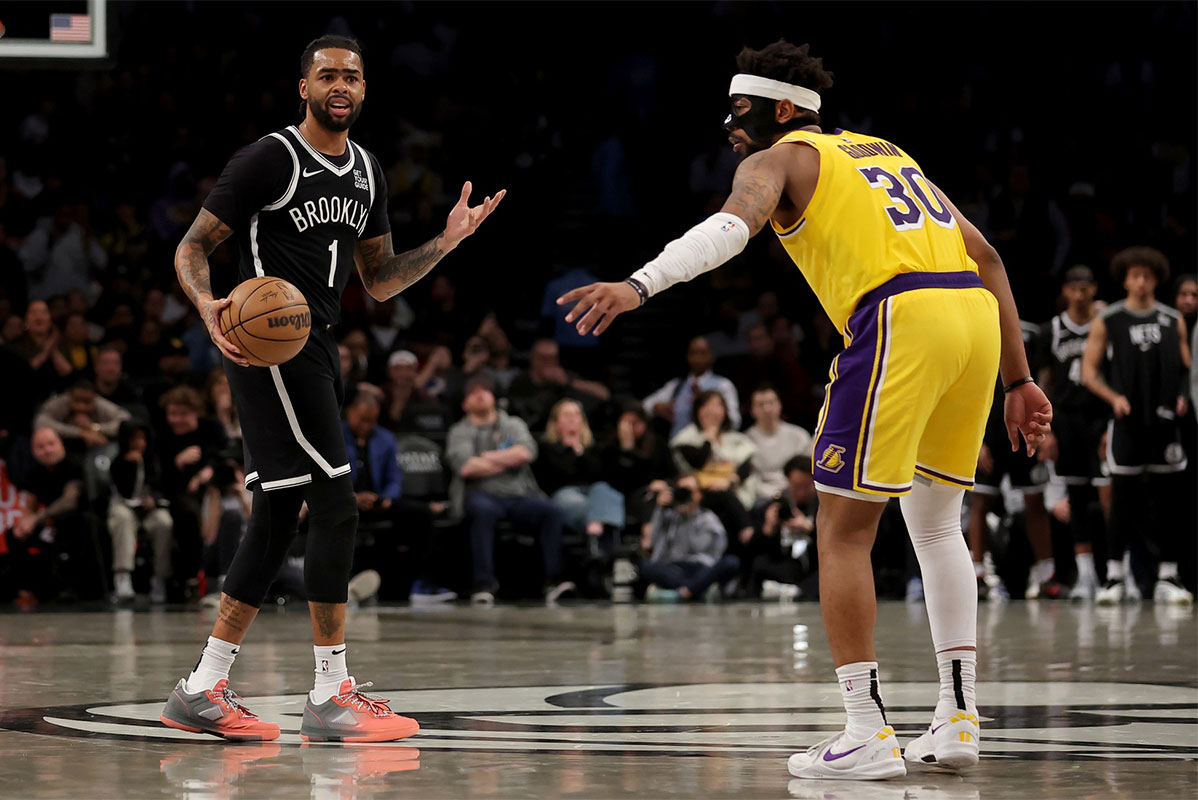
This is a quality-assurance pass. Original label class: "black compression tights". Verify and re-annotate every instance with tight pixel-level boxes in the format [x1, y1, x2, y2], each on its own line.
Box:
[222, 475, 359, 607]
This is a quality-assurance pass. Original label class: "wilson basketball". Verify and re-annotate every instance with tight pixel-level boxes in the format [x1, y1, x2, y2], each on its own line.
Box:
[218, 277, 311, 367]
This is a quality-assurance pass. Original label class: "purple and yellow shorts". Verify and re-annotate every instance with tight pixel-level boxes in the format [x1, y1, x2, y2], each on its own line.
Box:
[812, 271, 1000, 500]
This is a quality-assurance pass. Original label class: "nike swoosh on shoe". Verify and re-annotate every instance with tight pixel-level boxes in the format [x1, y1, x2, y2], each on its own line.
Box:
[823, 743, 867, 762]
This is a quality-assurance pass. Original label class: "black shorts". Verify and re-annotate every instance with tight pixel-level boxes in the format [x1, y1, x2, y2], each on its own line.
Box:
[974, 429, 1049, 495]
[1054, 410, 1109, 485]
[1106, 415, 1188, 476]
[224, 327, 350, 492]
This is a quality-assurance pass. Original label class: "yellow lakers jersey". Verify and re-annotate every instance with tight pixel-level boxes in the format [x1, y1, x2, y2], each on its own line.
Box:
[769, 129, 978, 333]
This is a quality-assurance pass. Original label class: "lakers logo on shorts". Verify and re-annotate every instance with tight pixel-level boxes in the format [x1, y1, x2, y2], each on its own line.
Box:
[817, 444, 847, 473]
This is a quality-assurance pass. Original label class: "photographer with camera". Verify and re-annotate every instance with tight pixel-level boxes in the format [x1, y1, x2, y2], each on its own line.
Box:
[639, 477, 740, 602]
[748, 454, 818, 599]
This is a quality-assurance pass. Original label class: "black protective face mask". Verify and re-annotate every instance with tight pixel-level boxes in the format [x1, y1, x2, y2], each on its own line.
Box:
[723, 94, 812, 148]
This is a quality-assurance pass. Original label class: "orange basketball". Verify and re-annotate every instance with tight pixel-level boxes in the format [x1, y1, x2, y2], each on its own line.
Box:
[218, 277, 311, 367]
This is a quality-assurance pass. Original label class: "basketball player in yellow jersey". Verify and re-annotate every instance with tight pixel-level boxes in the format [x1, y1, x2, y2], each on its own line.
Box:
[560, 40, 1052, 781]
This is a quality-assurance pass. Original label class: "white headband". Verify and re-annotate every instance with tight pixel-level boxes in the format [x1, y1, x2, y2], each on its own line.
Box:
[729, 74, 821, 112]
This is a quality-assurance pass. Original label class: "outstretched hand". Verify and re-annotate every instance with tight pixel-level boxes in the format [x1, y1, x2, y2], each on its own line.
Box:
[556, 281, 641, 336]
[444, 181, 506, 249]
[1004, 381, 1053, 456]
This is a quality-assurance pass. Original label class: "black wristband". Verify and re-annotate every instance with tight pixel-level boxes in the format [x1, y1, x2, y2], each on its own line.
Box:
[1002, 376, 1035, 394]
[625, 278, 648, 307]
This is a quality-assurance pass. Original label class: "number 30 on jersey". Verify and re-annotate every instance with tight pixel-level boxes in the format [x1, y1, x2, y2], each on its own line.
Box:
[858, 166, 956, 232]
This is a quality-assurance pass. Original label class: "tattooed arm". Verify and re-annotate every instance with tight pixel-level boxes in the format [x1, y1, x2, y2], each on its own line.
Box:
[356, 180, 506, 302]
[718, 148, 789, 235]
[174, 209, 249, 366]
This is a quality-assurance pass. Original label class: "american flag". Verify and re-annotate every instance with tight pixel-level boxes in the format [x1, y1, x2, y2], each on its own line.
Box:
[49, 13, 91, 42]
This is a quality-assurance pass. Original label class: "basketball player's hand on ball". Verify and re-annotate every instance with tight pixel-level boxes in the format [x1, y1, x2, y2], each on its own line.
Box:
[557, 282, 641, 336]
[201, 296, 249, 367]
[443, 181, 506, 249]
[1004, 381, 1053, 456]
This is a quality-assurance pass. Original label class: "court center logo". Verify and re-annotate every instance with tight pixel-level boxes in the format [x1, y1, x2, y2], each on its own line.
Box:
[0, 681, 1193, 761]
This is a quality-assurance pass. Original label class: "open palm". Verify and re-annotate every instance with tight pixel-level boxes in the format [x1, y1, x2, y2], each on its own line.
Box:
[444, 181, 506, 248]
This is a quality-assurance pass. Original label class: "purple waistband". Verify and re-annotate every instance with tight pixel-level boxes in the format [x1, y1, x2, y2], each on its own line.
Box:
[856, 271, 985, 312]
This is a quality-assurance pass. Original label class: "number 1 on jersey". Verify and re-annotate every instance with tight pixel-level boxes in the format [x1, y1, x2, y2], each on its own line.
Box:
[327, 240, 338, 287]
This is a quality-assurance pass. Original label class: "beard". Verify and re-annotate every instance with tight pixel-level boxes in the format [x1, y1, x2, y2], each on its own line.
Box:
[307, 95, 363, 132]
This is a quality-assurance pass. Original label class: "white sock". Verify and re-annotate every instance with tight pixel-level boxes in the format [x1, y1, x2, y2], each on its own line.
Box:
[185, 636, 240, 693]
[974, 560, 985, 579]
[934, 650, 977, 719]
[1158, 562, 1179, 581]
[1106, 559, 1125, 582]
[1075, 552, 1097, 581]
[836, 661, 888, 740]
[1033, 558, 1054, 582]
[311, 644, 349, 703]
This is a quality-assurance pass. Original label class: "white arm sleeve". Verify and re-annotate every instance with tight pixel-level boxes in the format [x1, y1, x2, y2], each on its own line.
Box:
[630, 211, 750, 297]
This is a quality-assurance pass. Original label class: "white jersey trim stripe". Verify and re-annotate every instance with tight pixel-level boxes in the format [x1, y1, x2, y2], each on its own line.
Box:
[262, 133, 300, 211]
[268, 364, 343, 478]
[287, 125, 357, 176]
[260, 474, 313, 490]
[814, 482, 891, 503]
[354, 142, 375, 224]
[249, 213, 265, 277]
[243, 471, 259, 489]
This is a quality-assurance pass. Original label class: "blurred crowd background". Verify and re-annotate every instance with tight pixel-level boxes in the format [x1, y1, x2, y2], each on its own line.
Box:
[0, 1, 1193, 606]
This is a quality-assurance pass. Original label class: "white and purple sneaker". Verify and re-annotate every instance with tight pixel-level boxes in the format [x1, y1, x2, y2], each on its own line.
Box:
[904, 710, 980, 770]
[788, 725, 906, 780]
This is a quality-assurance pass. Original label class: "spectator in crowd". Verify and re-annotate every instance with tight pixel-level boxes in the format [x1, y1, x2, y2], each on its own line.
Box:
[197, 444, 251, 608]
[533, 398, 625, 549]
[156, 386, 227, 599]
[477, 313, 520, 394]
[381, 349, 449, 440]
[1174, 274, 1197, 333]
[341, 328, 375, 386]
[446, 375, 572, 605]
[639, 480, 739, 602]
[18, 202, 108, 301]
[414, 345, 453, 402]
[670, 389, 756, 547]
[736, 324, 818, 430]
[203, 369, 241, 443]
[600, 400, 677, 531]
[508, 338, 611, 433]
[107, 420, 173, 603]
[442, 335, 500, 415]
[92, 345, 145, 418]
[744, 384, 814, 507]
[748, 455, 818, 599]
[34, 378, 132, 453]
[14, 300, 73, 403]
[342, 391, 456, 604]
[59, 312, 98, 381]
[11, 427, 104, 601]
[643, 336, 740, 438]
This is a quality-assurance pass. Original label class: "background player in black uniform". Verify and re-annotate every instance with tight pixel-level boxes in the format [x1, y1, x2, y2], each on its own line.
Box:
[1083, 247, 1192, 606]
[1036, 266, 1111, 600]
[968, 321, 1056, 600]
[161, 36, 505, 742]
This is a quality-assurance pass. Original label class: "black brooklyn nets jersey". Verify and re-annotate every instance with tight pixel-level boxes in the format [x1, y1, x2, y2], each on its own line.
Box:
[1101, 300, 1185, 427]
[1040, 312, 1107, 413]
[203, 126, 389, 326]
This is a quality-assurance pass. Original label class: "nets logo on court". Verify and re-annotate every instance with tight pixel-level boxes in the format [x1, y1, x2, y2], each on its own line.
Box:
[267, 312, 311, 330]
[1, 681, 1192, 762]
[816, 445, 847, 473]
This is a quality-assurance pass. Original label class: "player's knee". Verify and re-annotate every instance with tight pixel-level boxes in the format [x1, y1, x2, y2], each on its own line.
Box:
[901, 480, 965, 549]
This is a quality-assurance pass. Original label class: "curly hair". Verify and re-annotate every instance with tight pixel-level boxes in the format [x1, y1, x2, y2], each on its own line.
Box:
[735, 39, 834, 92]
[1110, 246, 1170, 285]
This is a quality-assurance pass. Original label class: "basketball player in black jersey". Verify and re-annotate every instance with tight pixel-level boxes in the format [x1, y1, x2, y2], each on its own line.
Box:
[1037, 266, 1110, 600]
[160, 36, 505, 742]
[1082, 247, 1192, 607]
